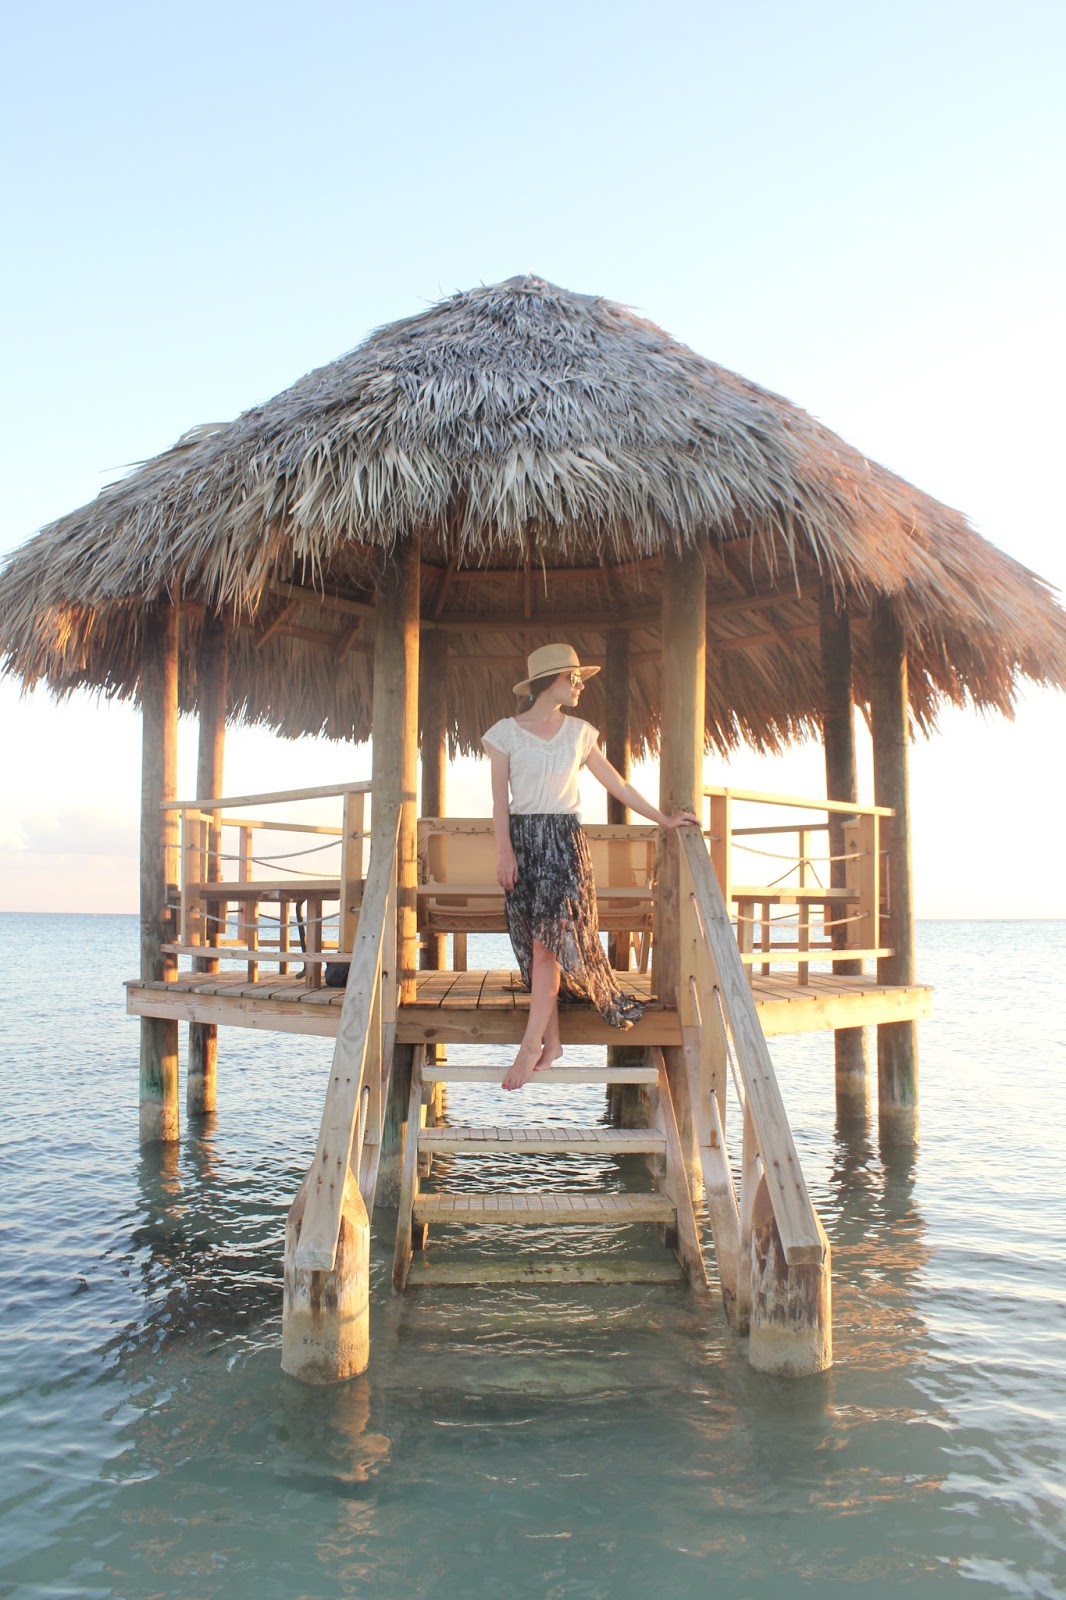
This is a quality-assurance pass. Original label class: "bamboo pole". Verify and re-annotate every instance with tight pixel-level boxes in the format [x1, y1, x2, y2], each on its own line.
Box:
[188, 610, 227, 1116]
[869, 599, 919, 1146]
[139, 601, 179, 1143]
[372, 536, 421, 1200]
[654, 541, 706, 1192]
[819, 594, 869, 1121]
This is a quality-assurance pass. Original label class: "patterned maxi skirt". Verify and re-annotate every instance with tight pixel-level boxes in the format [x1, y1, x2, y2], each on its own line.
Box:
[504, 813, 644, 1029]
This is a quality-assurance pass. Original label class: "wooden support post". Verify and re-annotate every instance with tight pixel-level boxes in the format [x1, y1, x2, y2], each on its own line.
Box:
[139, 600, 180, 1143]
[870, 599, 919, 1146]
[654, 541, 706, 1194]
[748, 1173, 832, 1375]
[373, 535, 420, 1004]
[819, 594, 869, 1119]
[188, 609, 227, 1117]
[377, 1043, 415, 1208]
[605, 629, 634, 1090]
[419, 629, 448, 973]
[282, 1167, 370, 1382]
[371, 537, 420, 1201]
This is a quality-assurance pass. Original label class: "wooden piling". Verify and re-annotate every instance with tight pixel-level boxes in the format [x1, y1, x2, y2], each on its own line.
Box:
[139, 600, 180, 1144]
[819, 594, 869, 1120]
[870, 599, 919, 1146]
[747, 1173, 832, 1376]
[654, 540, 706, 1193]
[188, 609, 227, 1117]
[282, 1168, 370, 1382]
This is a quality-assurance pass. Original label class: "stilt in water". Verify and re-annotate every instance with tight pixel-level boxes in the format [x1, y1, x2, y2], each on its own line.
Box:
[188, 607, 227, 1118]
[139, 600, 179, 1144]
[870, 599, 919, 1147]
[819, 593, 869, 1122]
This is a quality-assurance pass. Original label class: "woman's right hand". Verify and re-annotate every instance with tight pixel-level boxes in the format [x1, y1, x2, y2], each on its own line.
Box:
[496, 847, 519, 891]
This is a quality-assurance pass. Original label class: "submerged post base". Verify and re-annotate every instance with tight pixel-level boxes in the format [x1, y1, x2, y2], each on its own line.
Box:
[747, 1177, 832, 1376]
[878, 1020, 920, 1148]
[282, 1170, 370, 1383]
[139, 1018, 179, 1143]
[187, 1023, 218, 1116]
[834, 1026, 869, 1121]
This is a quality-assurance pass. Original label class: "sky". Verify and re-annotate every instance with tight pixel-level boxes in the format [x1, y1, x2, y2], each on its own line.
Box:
[1, 0, 1063, 916]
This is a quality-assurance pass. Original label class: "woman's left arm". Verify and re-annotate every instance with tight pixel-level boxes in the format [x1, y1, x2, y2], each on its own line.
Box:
[584, 747, 701, 829]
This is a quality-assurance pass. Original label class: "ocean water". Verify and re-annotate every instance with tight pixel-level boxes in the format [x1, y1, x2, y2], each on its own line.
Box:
[0, 913, 1064, 1600]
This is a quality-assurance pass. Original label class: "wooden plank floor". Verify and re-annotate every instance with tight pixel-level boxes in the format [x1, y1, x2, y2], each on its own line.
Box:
[126, 966, 932, 1041]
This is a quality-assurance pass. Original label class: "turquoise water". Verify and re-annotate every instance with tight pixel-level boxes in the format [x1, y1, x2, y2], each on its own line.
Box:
[1, 914, 1064, 1599]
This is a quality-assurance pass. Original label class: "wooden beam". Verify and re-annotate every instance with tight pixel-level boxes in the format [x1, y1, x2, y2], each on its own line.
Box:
[268, 582, 374, 617]
[139, 600, 179, 1143]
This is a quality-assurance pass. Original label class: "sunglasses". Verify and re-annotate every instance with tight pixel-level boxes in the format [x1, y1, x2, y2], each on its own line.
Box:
[566, 670, 584, 688]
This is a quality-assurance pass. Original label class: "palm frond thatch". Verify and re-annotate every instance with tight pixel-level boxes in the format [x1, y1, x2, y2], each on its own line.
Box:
[1, 274, 1063, 755]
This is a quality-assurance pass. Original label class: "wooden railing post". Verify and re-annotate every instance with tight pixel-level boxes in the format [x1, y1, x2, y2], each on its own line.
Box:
[139, 600, 180, 1143]
[340, 789, 365, 956]
[707, 789, 732, 907]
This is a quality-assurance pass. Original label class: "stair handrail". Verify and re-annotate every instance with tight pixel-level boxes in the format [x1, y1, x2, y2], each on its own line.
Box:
[294, 801, 400, 1272]
[678, 826, 823, 1267]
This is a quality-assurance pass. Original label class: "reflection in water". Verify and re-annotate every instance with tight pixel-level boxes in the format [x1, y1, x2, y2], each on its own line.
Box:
[4, 916, 1066, 1598]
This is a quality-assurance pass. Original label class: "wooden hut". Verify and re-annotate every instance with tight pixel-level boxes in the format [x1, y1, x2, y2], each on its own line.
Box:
[3, 276, 1064, 1382]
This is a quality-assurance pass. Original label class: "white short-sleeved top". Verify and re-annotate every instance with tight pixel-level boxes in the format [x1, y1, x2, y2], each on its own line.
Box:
[482, 716, 599, 816]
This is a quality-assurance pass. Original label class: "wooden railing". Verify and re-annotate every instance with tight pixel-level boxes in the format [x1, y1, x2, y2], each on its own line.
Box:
[678, 827, 830, 1369]
[705, 786, 893, 981]
[293, 803, 401, 1269]
[162, 781, 370, 985]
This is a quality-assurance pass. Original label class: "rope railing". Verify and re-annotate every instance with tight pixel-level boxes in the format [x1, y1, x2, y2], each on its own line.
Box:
[205, 838, 344, 864]
[167, 901, 341, 930]
[731, 840, 869, 865]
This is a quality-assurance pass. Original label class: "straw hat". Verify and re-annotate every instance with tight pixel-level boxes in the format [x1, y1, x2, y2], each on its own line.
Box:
[512, 643, 601, 697]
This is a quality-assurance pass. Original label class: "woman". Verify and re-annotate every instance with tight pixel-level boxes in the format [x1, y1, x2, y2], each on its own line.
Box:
[483, 643, 700, 1090]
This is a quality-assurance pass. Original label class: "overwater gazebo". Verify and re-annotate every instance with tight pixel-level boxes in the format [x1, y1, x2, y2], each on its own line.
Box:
[4, 276, 1064, 1380]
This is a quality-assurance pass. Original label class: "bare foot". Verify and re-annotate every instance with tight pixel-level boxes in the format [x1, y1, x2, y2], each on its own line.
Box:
[534, 1042, 563, 1072]
[502, 1044, 540, 1090]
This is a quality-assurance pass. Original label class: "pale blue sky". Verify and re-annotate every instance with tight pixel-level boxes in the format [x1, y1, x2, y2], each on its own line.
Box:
[2, 0, 1064, 913]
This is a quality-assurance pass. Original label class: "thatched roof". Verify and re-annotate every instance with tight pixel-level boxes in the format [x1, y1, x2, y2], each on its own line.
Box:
[2, 274, 1064, 755]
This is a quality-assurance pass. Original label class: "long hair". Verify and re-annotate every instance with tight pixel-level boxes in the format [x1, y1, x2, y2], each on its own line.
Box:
[521, 671, 563, 711]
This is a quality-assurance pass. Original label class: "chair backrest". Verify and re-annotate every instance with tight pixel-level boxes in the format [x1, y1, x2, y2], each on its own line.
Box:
[416, 818, 657, 934]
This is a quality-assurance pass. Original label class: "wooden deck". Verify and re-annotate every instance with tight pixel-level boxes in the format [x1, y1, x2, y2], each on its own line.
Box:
[126, 966, 931, 1042]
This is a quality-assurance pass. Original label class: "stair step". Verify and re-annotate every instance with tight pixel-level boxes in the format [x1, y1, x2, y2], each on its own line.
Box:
[413, 1192, 676, 1226]
[422, 1064, 656, 1085]
[420, 1125, 665, 1154]
[406, 1257, 685, 1287]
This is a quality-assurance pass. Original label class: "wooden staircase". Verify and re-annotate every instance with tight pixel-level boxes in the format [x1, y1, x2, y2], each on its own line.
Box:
[392, 1049, 708, 1292]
